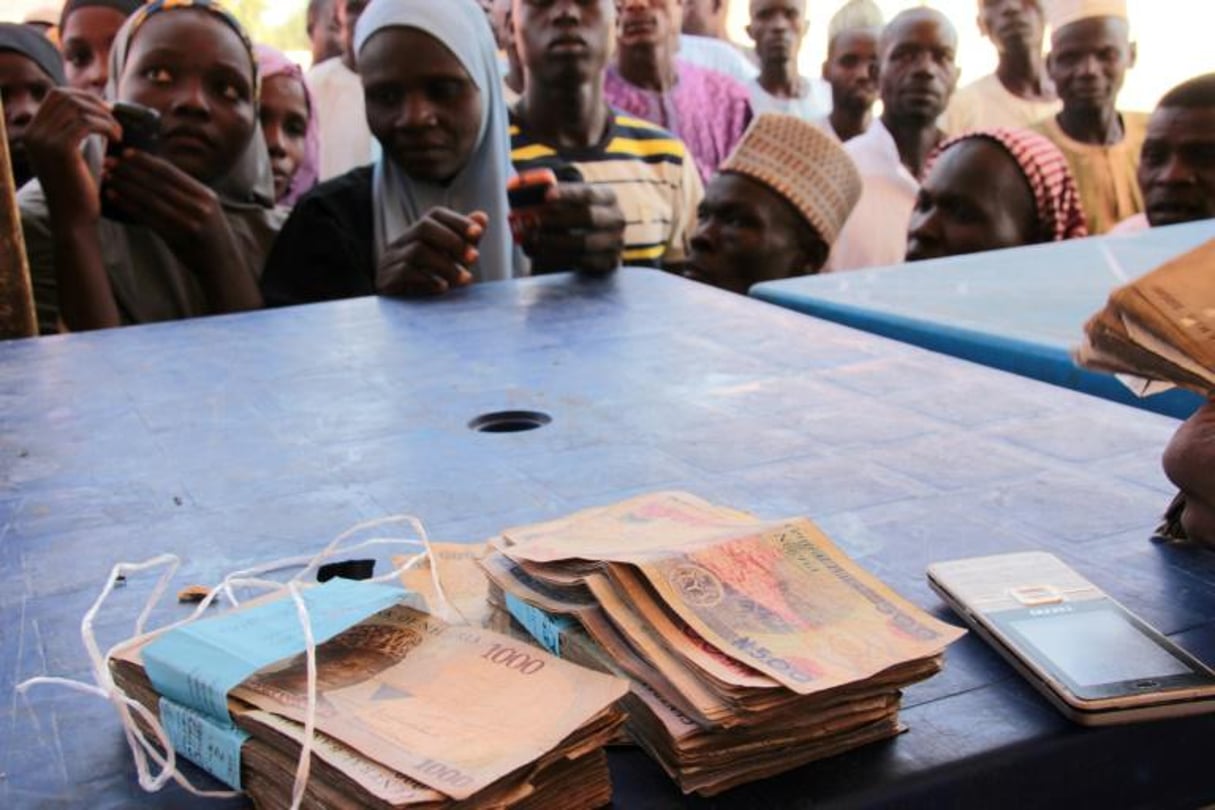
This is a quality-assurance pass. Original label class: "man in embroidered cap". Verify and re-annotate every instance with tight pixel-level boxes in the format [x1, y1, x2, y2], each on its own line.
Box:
[0, 23, 66, 188]
[941, 0, 1058, 136]
[816, 0, 883, 143]
[907, 127, 1087, 261]
[686, 113, 862, 294]
[1112, 73, 1215, 234]
[1031, 0, 1145, 234]
[827, 6, 960, 272]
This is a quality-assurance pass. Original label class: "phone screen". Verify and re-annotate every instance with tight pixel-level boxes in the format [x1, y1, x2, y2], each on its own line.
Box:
[1005, 607, 1192, 686]
[989, 599, 1211, 700]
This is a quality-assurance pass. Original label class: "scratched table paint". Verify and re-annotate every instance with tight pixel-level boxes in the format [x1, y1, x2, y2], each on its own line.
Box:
[752, 220, 1215, 420]
[3, 270, 1214, 808]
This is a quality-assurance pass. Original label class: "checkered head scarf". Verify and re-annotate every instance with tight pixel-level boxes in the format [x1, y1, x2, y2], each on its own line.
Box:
[927, 128, 1089, 243]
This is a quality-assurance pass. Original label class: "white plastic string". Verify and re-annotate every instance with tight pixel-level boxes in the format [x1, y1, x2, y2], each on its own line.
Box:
[15, 514, 455, 809]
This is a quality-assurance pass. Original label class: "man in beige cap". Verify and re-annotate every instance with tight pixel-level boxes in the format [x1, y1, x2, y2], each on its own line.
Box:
[941, 0, 1059, 135]
[817, 0, 883, 142]
[1031, 0, 1145, 234]
[685, 113, 862, 294]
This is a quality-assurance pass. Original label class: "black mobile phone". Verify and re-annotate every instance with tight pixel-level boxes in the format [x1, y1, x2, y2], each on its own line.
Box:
[101, 102, 161, 222]
[108, 101, 161, 156]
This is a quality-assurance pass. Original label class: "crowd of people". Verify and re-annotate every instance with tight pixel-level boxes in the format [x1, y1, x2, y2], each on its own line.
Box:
[0, 0, 1212, 542]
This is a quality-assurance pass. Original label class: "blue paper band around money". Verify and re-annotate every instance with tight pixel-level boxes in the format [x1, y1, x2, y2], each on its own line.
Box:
[142, 579, 406, 789]
[505, 593, 575, 658]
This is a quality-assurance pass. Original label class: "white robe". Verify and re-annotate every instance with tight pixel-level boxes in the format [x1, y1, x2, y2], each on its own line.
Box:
[826, 119, 920, 272]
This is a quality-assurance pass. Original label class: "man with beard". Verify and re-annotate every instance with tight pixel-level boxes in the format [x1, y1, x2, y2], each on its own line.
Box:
[1031, 0, 1144, 234]
[744, 0, 829, 121]
[828, 7, 959, 271]
[942, 0, 1058, 135]
[685, 113, 861, 294]
[816, 0, 882, 142]
[605, 0, 753, 184]
[1111, 74, 1215, 234]
[509, 0, 702, 273]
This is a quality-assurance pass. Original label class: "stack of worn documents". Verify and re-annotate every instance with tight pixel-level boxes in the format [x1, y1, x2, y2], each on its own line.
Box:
[482, 492, 966, 796]
[111, 586, 627, 808]
[1076, 238, 1215, 397]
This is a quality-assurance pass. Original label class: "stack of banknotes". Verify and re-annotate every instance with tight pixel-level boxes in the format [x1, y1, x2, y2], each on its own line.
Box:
[1076, 237, 1215, 397]
[111, 598, 628, 808]
[482, 492, 966, 796]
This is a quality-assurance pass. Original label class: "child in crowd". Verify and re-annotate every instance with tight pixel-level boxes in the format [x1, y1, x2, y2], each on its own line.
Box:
[57, 0, 144, 96]
[19, 0, 284, 333]
[254, 44, 319, 206]
[260, 0, 519, 304]
[0, 23, 65, 189]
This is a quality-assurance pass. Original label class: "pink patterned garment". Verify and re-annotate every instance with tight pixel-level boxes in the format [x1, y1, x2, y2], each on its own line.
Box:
[604, 59, 753, 185]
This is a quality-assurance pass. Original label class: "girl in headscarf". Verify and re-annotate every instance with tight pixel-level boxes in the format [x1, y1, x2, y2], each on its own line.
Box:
[18, 0, 285, 334]
[254, 44, 319, 207]
[906, 127, 1088, 263]
[58, 0, 145, 96]
[0, 22, 66, 188]
[260, 0, 520, 305]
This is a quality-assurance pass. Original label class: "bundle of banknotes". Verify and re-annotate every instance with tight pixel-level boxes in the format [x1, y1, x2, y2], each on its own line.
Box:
[110, 598, 628, 808]
[482, 492, 966, 796]
[1075, 238, 1215, 397]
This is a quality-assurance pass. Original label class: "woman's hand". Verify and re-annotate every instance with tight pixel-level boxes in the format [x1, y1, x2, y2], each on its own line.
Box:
[101, 149, 263, 314]
[376, 208, 487, 297]
[101, 148, 227, 251]
[519, 184, 625, 275]
[24, 88, 121, 223]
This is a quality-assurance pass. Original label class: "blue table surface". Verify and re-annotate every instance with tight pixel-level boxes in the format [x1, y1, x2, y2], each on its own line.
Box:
[2, 269, 1213, 809]
[752, 220, 1215, 419]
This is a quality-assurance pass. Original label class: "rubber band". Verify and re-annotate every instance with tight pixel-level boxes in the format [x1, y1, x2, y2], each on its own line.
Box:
[15, 513, 452, 809]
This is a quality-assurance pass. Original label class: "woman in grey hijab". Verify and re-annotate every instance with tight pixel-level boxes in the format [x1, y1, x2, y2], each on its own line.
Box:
[260, 0, 520, 306]
[18, 0, 284, 334]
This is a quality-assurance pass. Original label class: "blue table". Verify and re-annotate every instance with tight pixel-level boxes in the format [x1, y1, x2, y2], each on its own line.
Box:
[2, 270, 1213, 809]
[751, 220, 1215, 419]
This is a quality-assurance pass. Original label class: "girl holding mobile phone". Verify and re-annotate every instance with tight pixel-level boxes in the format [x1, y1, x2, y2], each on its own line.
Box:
[19, 0, 283, 334]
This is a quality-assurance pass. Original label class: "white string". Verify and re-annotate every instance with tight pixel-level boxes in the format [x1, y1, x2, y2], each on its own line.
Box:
[15, 514, 455, 808]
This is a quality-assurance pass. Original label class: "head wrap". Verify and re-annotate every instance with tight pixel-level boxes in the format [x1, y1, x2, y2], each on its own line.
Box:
[59, 0, 145, 32]
[354, 0, 518, 282]
[254, 44, 320, 207]
[927, 127, 1088, 243]
[107, 0, 273, 207]
[1043, 0, 1128, 33]
[720, 113, 862, 247]
[0, 23, 67, 86]
[828, 0, 884, 41]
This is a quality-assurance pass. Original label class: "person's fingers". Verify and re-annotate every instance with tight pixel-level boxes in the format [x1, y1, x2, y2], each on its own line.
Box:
[426, 207, 484, 247]
[405, 215, 480, 266]
[396, 240, 474, 288]
[533, 193, 625, 233]
[523, 229, 623, 258]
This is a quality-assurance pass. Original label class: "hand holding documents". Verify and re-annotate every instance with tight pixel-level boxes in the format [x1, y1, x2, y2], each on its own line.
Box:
[1075, 238, 1215, 397]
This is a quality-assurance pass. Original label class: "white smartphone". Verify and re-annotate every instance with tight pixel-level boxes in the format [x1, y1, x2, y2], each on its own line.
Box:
[927, 551, 1215, 726]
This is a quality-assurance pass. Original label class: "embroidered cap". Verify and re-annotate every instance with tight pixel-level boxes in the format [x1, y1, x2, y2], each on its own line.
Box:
[720, 113, 862, 246]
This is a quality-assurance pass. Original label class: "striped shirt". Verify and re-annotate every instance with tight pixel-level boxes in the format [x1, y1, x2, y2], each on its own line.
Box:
[509, 110, 703, 268]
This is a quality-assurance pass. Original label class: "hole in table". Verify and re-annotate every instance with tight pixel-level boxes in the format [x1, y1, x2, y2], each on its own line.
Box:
[469, 410, 552, 433]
